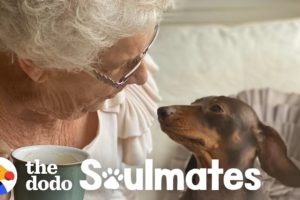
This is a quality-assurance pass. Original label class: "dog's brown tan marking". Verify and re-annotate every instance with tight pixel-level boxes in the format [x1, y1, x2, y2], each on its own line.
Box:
[231, 131, 241, 144]
[158, 96, 300, 200]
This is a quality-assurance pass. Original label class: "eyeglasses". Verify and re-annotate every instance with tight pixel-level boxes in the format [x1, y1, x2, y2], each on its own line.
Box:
[87, 24, 159, 89]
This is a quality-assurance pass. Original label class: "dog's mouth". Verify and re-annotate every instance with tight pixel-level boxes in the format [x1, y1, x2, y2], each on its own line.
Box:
[174, 134, 206, 146]
[160, 124, 206, 147]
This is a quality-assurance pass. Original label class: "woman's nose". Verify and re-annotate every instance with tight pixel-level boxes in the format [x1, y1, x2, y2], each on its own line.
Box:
[127, 61, 148, 85]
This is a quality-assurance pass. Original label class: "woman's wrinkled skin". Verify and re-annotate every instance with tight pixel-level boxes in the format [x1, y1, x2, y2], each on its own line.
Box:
[0, 26, 154, 150]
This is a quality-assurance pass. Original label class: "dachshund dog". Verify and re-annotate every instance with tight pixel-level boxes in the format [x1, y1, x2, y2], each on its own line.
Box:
[158, 96, 300, 200]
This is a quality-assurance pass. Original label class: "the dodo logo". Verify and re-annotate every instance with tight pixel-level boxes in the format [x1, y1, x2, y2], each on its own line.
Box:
[0, 157, 17, 195]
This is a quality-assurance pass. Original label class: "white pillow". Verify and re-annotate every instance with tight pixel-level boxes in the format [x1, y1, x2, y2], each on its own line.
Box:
[150, 19, 300, 105]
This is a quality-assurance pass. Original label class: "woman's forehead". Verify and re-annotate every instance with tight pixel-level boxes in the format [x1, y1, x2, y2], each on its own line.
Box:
[100, 29, 154, 66]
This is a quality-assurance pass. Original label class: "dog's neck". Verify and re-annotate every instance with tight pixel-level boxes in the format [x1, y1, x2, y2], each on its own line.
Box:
[194, 148, 232, 170]
[189, 146, 257, 200]
[195, 145, 257, 170]
[184, 186, 247, 200]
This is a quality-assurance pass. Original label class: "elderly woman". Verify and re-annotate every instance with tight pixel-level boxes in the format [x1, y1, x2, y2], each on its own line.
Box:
[0, 0, 172, 199]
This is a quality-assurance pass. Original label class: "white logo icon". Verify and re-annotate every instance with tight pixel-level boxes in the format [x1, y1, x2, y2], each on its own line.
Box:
[0, 157, 17, 195]
[102, 168, 124, 190]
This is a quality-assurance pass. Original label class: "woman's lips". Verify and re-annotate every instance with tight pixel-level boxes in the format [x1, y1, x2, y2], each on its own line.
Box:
[85, 93, 117, 111]
[84, 91, 121, 112]
[107, 93, 116, 99]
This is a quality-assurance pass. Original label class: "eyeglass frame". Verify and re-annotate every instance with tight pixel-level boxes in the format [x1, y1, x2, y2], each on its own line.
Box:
[86, 24, 159, 89]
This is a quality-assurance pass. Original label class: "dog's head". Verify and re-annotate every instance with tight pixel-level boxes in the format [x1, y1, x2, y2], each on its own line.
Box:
[158, 96, 300, 187]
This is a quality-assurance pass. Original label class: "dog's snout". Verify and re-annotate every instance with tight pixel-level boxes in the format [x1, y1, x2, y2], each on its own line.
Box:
[157, 107, 176, 120]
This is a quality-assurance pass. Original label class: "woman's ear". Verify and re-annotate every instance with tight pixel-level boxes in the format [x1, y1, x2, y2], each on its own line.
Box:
[17, 58, 48, 83]
[255, 122, 300, 187]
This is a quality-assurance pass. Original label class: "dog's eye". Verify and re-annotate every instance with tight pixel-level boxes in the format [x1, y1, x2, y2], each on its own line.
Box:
[210, 105, 224, 113]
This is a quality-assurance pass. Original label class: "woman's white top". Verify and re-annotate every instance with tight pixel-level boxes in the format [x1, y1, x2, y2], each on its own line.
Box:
[83, 55, 160, 200]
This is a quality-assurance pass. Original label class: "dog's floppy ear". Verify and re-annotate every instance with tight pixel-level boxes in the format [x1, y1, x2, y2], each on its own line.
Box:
[254, 122, 300, 187]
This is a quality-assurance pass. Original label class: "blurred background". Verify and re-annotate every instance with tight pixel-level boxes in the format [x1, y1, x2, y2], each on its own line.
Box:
[138, 0, 300, 199]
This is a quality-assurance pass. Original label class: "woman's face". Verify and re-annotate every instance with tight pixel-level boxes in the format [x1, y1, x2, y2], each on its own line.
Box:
[43, 27, 155, 119]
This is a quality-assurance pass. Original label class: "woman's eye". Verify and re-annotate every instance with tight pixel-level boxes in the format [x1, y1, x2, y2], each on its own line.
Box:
[127, 57, 139, 68]
[210, 105, 224, 113]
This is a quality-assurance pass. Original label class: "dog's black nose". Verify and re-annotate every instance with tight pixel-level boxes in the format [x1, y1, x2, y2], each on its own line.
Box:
[157, 107, 175, 120]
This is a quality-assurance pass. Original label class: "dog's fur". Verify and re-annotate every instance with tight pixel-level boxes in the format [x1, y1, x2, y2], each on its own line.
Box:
[158, 96, 300, 200]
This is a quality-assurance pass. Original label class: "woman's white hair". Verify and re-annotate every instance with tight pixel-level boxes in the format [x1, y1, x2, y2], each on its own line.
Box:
[0, 0, 172, 71]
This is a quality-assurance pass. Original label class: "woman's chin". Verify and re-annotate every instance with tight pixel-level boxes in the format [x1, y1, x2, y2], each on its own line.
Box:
[106, 93, 117, 99]
[63, 98, 108, 118]
[85, 102, 104, 112]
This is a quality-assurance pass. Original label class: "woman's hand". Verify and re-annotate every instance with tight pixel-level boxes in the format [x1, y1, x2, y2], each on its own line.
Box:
[0, 140, 11, 156]
[0, 192, 11, 200]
